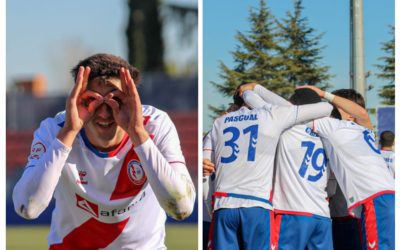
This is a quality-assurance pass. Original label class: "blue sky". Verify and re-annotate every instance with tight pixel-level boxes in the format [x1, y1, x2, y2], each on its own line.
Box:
[203, 0, 394, 131]
[6, 0, 128, 94]
[6, 0, 197, 95]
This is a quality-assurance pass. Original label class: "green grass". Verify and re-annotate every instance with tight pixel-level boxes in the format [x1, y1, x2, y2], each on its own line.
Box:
[7, 224, 197, 250]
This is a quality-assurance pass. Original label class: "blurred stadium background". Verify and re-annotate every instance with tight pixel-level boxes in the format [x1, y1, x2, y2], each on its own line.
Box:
[6, 0, 198, 249]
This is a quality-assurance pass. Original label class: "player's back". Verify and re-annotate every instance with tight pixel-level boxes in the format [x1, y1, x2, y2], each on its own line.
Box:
[273, 124, 330, 217]
[314, 117, 394, 214]
[211, 105, 293, 210]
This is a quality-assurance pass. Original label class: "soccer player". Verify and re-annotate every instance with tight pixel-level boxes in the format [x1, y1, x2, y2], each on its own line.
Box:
[299, 86, 394, 250]
[12, 53, 195, 249]
[379, 130, 395, 178]
[203, 103, 241, 250]
[298, 86, 372, 250]
[239, 83, 334, 250]
[208, 87, 333, 250]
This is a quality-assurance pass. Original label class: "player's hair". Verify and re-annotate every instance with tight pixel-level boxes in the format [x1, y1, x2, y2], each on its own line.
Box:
[379, 130, 395, 147]
[332, 89, 365, 108]
[232, 83, 248, 107]
[226, 103, 241, 113]
[289, 88, 321, 105]
[71, 53, 141, 85]
[330, 106, 342, 120]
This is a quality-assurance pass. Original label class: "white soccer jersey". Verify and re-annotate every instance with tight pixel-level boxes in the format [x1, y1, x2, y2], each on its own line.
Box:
[381, 150, 395, 178]
[13, 105, 195, 249]
[210, 101, 332, 212]
[273, 125, 330, 217]
[313, 117, 394, 216]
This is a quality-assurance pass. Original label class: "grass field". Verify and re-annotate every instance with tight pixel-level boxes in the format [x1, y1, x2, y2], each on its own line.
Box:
[6, 224, 197, 250]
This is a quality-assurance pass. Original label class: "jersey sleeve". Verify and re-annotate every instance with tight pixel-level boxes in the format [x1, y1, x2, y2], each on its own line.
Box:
[203, 131, 213, 160]
[269, 102, 332, 131]
[253, 84, 291, 106]
[12, 117, 71, 220]
[133, 112, 196, 220]
[243, 90, 269, 109]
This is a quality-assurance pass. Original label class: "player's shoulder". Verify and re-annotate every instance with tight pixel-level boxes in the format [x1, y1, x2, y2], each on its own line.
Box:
[142, 105, 175, 132]
[37, 111, 66, 130]
[142, 105, 168, 120]
[32, 111, 65, 140]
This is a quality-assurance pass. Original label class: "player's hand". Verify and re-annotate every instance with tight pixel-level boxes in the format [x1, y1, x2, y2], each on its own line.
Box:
[238, 82, 257, 97]
[296, 85, 325, 97]
[58, 66, 103, 146]
[203, 159, 215, 176]
[105, 67, 149, 146]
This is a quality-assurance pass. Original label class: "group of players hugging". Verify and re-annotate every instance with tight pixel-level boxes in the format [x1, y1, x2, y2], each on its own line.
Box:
[203, 83, 394, 250]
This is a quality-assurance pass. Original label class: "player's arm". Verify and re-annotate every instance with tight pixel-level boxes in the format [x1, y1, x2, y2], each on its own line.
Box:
[106, 68, 195, 220]
[12, 67, 101, 220]
[242, 90, 269, 109]
[12, 120, 72, 219]
[133, 116, 196, 220]
[297, 85, 372, 129]
[202, 131, 215, 216]
[239, 83, 291, 106]
[203, 131, 215, 176]
[273, 102, 333, 131]
[294, 102, 333, 125]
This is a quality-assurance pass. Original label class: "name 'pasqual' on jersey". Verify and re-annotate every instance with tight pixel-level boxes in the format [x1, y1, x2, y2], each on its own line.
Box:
[224, 114, 258, 123]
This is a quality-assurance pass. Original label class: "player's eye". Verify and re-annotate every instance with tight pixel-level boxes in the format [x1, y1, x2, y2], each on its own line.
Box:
[82, 97, 96, 107]
[113, 97, 123, 106]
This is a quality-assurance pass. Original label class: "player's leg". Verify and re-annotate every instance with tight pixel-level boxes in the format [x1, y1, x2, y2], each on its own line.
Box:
[238, 207, 272, 250]
[275, 214, 313, 250]
[307, 216, 333, 250]
[360, 194, 394, 250]
[212, 208, 240, 250]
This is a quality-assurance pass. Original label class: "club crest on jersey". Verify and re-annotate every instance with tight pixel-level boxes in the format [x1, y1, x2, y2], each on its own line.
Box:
[29, 142, 46, 160]
[127, 160, 146, 185]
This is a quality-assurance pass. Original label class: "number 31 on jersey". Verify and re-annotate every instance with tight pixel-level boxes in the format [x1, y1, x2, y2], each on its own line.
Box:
[221, 125, 259, 164]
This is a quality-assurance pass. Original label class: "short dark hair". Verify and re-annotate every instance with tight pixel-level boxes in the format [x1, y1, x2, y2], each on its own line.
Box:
[379, 130, 395, 147]
[330, 106, 342, 120]
[71, 53, 140, 85]
[232, 82, 248, 107]
[332, 89, 365, 108]
[289, 88, 321, 105]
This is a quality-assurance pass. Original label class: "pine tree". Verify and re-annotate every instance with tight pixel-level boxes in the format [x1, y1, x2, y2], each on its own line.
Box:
[209, 0, 333, 116]
[277, 0, 332, 89]
[210, 0, 286, 115]
[376, 26, 395, 105]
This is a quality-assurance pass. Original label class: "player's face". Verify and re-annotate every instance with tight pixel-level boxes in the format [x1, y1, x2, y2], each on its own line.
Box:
[84, 77, 126, 151]
[337, 107, 354, 122]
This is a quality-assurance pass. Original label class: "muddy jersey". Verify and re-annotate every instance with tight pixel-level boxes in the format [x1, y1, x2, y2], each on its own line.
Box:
[13, 105, 194, 249]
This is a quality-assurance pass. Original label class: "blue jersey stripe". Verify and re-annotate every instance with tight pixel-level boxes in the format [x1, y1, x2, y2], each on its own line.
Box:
[218, 192, 272, 206]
